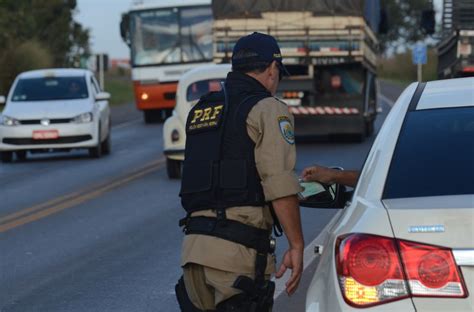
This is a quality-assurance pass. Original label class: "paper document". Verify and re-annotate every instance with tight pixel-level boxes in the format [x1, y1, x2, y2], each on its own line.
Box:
[298, 181, 326, 199]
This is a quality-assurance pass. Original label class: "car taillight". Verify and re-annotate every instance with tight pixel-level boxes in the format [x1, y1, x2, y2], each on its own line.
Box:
[399, 240, 466, 298]
[336, 234, 408, 307]
[336, 234, 467, 308]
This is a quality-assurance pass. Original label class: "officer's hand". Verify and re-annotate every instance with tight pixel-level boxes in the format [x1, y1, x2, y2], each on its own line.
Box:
[301, 165, 336, 184]
[275, 248, 303, 296]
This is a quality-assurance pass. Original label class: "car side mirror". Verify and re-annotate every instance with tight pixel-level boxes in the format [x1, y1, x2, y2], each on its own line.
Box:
[0, 95, 5, 104]
[95, 92, 110, 101]
[299, 182, 347, 209]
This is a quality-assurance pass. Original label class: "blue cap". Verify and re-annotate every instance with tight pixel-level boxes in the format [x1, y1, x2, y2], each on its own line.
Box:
[232, 32, 290, 76]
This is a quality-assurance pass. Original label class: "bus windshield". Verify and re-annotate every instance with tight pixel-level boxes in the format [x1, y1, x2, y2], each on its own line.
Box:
[130, 6, 212, 66]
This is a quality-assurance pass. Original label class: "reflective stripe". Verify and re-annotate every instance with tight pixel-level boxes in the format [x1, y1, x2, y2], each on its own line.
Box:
[316, 107, 326, 115]
[324, 106, 334, 114]
[299, 107, 309, 115]
[288, 106, 360, 115]
[307, 107, 317, 114]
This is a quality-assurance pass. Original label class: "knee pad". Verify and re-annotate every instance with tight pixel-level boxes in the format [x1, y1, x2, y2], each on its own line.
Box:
[175, 276, 211, 312]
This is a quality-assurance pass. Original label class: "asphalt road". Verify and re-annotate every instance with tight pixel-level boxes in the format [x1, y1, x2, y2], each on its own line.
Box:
[0, 81, 403, 312]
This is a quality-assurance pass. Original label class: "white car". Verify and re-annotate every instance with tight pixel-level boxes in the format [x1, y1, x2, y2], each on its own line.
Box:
[304, 77, 473, 311]
[0, 68, 111, 162]
[163, 64, 231, 178]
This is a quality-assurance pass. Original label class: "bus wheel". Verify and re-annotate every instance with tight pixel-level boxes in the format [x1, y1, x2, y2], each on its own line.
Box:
[144, 110, 161, 123]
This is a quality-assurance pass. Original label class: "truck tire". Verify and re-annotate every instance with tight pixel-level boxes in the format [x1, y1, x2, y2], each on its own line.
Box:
[365, 119, 375, 137]
[166, 158, 182, 179]
[16, 150, 27, 161]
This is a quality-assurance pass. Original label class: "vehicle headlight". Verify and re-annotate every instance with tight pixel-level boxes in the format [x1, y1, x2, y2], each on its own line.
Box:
[72, 112, 93, 123]
[0, 115, 20, 126]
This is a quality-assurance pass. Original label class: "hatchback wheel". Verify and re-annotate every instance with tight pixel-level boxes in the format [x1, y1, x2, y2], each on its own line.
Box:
[101, 126, 111, 155]
[1, 151, 13, 163]
[89, 126, 102, 158]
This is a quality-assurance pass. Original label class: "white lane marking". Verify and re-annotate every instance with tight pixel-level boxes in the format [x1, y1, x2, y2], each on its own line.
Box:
[113, 118, 142, 130]
[274, 229, 327, 299]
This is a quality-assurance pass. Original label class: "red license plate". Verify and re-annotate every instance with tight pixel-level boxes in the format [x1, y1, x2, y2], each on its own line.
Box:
[32, 130, 59, 140]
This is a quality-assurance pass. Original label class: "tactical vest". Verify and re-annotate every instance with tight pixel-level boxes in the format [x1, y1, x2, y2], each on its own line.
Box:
[180, 85, 270, 213]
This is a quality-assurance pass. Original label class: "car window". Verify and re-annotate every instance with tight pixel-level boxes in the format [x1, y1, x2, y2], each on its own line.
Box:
[383, 107, 474, 199]
[11, 77, 89, 101]
[186, 79, 223, 102]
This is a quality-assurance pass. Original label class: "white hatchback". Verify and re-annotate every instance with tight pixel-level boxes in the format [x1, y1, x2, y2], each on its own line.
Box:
[163, 64, 231, 178]
[304, 77, 474, 311]
[0, 68, 111, 162]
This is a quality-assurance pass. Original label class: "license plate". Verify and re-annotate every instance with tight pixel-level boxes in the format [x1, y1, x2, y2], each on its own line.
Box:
[32, 130, 59, 140]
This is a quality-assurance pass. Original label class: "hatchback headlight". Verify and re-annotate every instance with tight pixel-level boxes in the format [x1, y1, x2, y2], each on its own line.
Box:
[72, 112, 93, 123]
[0, 115, 20, 126]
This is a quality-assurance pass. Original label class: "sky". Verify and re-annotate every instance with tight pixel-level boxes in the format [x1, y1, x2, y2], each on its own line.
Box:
[76, 0, 131, 59]
[75, 0, 444, 60]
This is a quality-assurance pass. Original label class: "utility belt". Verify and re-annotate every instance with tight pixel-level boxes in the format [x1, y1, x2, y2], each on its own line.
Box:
[180, 216, 275, 255]
[179, 214, 276, 311]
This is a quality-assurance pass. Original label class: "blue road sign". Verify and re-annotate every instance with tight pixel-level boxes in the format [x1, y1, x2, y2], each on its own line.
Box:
[412, 43, 427, 65]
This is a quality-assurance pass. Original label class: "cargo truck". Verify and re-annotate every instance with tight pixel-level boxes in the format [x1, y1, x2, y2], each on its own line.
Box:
[212, 0, 387, 139]
[437, 0, 474, 79]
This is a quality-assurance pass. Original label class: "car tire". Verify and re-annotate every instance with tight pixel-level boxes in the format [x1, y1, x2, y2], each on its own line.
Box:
[1, 151, 13, 163]
[89, 126, 102, 158]
[16, 150, 27, 161]
[365, 119, 375, 137]
[101, 124, 111, 155]
[101, 134, 111, 155]
[166, 158, 182, 179]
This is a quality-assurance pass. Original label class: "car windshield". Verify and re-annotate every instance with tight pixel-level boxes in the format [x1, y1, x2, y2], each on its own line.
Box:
[11, 77, 89, 101]
[186, 79, 223, 102]
[130, 6, 213, 66]
[383, 107, 474, 199]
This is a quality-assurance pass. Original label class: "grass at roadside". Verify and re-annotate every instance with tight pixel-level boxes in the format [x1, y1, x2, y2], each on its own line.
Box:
[102, 68, 134, 106]
[378, 49, 438, 84]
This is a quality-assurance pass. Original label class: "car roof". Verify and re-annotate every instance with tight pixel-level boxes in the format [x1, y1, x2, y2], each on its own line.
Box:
[417, 77, 474, 110]
[177, 64, 231, 94]
[17, 68, 91, 79]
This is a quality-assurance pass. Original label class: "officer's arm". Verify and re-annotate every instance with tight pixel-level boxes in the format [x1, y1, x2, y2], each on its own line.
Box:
[247, 98, 304, 295]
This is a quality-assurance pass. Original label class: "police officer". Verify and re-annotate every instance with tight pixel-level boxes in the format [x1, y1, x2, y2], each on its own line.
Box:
[176, 32, 304, 311]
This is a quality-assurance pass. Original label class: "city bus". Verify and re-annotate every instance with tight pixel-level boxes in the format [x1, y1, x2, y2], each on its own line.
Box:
[120, 0, 213, 123]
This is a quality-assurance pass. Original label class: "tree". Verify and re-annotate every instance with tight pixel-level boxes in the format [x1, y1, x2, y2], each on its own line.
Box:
[379, 0, 435, 53]
[0, 0, 90, 93]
